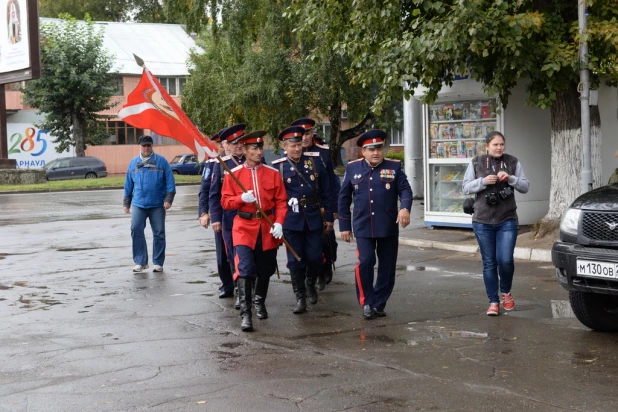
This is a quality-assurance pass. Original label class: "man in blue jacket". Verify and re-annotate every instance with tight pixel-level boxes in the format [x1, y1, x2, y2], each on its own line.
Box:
[339, 130, 413, 319]
[123, 135, 176, 273]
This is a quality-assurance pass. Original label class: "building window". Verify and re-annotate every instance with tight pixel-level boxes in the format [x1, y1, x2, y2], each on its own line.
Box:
[157, 77, 186, 96]
[112, 76, 123, 96]
[316, 124, 331, 142]
[105, 121, 143, 145]
[6, 81, 24, 91]
[390, 126, 404, 146]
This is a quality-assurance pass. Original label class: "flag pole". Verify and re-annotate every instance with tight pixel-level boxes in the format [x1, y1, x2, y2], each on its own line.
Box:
[131, 55, 301, 262]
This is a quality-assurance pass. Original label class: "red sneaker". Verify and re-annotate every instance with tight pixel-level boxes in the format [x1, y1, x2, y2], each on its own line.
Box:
[486, 302, 500, 316]
[502, 292, 515, 311]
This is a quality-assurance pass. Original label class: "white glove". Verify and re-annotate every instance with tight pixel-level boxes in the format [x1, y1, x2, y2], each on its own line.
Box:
[241, 190, 256, 203]
[288, 197, 299, 213]
[270, 223, 283, 239]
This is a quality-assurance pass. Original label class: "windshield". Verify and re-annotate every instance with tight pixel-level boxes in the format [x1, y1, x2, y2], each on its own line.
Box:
[43, 159, 60, 170]
[170, 156, 183, 164]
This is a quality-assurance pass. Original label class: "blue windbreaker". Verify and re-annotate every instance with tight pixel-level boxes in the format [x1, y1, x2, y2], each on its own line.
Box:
[123, 153, 176, 208]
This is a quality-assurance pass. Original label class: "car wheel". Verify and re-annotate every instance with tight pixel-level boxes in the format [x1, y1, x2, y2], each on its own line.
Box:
[172, 170, 180, 175]
[569, 290, 618, 332]
[85, 172, 97, 179]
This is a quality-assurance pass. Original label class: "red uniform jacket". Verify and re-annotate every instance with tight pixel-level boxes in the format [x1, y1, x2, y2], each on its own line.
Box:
[221, 163, 288, 251]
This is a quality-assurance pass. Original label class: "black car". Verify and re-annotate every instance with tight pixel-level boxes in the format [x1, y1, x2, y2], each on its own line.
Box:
[43, 156, 108, 181]
[552, 183, 618, 331]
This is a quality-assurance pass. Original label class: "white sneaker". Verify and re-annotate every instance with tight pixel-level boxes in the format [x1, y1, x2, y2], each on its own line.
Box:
[153, 265, 163, 272]
[133, 264, 149, 272]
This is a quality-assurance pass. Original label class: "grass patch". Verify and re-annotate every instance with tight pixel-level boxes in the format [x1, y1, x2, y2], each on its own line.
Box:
[0, 175, 201, 192]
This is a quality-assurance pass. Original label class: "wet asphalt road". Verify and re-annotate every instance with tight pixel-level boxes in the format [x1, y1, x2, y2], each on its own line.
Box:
[0, 187, 617, 411]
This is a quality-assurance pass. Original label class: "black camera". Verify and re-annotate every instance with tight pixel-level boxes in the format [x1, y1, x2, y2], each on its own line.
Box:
[499, 186, 513, 199]
[485, 192, 500, 206]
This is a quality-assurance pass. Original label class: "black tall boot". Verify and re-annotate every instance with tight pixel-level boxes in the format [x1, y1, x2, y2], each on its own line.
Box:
[238, 277, 254, 332]
[316, 266, 326, 291]
[324, 263, 333, 285]
[289, 270, 307, 314]
[253, 276, 270, 320]
[305, 267, 319, 305]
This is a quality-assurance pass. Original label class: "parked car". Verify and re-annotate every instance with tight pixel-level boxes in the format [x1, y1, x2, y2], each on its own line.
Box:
[43, 156, 108, 181]
[552, 182, 618, 331]
[170, 154, 204, 175]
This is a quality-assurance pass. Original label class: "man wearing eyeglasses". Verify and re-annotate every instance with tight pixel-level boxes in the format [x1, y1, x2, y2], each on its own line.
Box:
[123, 135, 176, 273]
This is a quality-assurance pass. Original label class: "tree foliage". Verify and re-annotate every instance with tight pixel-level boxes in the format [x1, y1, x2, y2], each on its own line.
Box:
[165, 0, 400, 164]
[290, 0, 618, 111]
[22, 16, 117, 155]
[39, 0, 175, 23]
[291, 0, 618, 224]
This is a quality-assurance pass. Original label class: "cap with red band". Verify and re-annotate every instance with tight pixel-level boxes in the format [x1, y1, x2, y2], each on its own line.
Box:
[356, 129, 387, 148]
[278, 126, 305, 142]
[220, 123, 247, 143]
[290, 117, 315, 131]
[238, 130, 267, 146]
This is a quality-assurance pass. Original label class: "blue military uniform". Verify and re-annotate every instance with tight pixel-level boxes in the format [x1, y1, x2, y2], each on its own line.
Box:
[209, 124, 248, 281]
[339, 130, 413, 318]
[291, 118, 340, 288]
[198, 132, 234, 298]
[309, 138, 340, 284]
[273, 126, 333, 312]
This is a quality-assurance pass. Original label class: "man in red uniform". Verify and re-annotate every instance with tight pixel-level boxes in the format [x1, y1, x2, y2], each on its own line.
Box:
[221, 131, 288, 332]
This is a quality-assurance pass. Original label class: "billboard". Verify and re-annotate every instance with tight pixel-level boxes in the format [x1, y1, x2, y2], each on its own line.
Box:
[0, 0, 39, 83]
[7, 123, 73, 168]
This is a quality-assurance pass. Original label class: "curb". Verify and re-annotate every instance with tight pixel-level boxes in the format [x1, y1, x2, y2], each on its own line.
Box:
[336, 231, 552, 262]
[0, 182, 200, 195]
[398, 237, 551, 263]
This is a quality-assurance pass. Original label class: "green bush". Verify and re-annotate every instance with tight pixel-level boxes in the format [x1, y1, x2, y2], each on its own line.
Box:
[385, 150, 405, 165]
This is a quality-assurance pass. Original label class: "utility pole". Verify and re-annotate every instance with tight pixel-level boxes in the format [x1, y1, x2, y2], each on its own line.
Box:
[579, 0, 593, 193]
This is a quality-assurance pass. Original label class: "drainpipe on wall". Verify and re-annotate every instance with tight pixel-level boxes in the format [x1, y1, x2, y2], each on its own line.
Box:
[404, 95, 424, 199]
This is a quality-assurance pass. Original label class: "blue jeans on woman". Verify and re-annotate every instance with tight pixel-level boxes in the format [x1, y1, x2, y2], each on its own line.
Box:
[472, 219, 518, 304]
[131, 206, 166, 266]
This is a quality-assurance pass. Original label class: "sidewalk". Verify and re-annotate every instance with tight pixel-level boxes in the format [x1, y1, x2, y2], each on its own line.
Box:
[395, 201, 554, 263]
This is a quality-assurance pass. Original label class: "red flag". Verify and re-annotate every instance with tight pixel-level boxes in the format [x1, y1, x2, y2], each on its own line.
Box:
[117, 67, 218, 161]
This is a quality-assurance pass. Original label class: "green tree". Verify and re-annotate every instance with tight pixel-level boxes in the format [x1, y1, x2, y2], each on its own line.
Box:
[291, 0, 618, 229]
[22, 16, 117, 156]
[165, 0, 396, 165]
[39, 0, 174, 23]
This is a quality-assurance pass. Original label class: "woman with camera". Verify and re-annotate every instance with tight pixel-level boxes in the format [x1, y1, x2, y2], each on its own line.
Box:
[463, 131, 529, 316]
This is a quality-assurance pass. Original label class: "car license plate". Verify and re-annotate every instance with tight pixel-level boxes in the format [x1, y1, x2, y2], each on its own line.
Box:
[576, 259, 618, 279]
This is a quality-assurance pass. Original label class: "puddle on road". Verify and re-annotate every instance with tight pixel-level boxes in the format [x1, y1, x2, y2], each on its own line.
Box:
[210, 350, 241, 360]
[221, 342, 243, 349]
[317, 311, 352, 318]
[403, 265, 481, 278]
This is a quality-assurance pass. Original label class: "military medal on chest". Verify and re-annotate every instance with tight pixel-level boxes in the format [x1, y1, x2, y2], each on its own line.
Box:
[287, 178, 292, 183]
[385, 183, 391, 190]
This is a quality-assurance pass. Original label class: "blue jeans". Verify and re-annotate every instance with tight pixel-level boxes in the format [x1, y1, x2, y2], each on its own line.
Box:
[472, 219, 518, 304]
[131, 206, 166, 266]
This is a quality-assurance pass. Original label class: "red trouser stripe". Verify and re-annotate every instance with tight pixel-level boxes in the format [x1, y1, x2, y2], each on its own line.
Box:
[355, 248, 365, 305]
[233, 252, 240, 281]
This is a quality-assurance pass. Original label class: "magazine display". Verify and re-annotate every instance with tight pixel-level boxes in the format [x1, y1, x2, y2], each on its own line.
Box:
[429, 164, 473, 213]
[428, 99, 497, 159]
